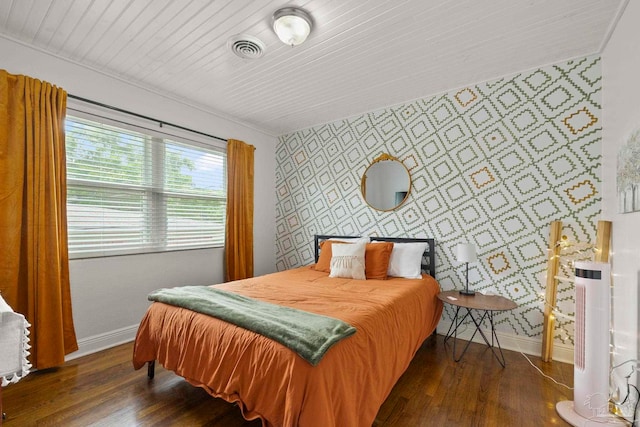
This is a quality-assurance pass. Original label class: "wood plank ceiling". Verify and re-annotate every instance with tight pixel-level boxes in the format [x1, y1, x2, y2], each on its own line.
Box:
[0, 0, 627, 136]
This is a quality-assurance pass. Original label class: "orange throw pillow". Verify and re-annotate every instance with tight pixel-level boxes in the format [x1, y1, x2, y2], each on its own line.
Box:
[314, 240, 345, 272]
[315, 240, 394, 279]
[365, 242, 394, 280]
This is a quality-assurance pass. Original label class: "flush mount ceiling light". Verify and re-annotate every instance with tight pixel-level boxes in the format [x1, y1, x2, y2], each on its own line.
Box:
[272, 7, 312, 46]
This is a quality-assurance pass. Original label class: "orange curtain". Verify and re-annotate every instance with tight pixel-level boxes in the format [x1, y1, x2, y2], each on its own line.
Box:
[0, 70, 78, 369]
[225, 139, 255, 282]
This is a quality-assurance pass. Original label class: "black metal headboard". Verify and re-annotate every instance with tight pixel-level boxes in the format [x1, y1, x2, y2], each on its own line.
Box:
[314, 235, 436, 278]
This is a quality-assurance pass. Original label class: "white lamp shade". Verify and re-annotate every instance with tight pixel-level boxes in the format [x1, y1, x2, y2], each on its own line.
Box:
[273, 8, 312, 46]
[456, 243, 477, 263]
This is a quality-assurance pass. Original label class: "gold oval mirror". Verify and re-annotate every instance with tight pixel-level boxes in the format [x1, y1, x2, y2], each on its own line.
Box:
[361, 153, 411, 211]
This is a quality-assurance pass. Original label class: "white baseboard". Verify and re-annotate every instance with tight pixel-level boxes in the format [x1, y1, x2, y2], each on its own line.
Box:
[65, 324, 138, 361]
[437, 319, 574, 364]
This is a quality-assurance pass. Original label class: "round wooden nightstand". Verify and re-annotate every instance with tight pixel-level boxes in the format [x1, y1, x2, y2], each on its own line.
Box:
[438, 290, 517, 367]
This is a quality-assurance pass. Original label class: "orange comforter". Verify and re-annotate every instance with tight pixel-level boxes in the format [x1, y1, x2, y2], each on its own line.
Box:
[132, 266, 443, 427]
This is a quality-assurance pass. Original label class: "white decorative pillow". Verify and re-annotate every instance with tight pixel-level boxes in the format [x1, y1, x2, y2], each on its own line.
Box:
[385, 242, 428, 279]
[329, 242, 367, 280]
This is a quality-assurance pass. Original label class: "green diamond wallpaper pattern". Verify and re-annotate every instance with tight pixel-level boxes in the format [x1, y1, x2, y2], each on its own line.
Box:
[275, 55, 601, 342]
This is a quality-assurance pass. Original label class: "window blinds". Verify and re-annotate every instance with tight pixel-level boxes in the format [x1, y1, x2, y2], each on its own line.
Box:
[65, 115, 226, 258]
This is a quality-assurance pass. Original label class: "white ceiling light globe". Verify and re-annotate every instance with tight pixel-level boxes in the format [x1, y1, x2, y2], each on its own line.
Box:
[273, 8, 312, 46]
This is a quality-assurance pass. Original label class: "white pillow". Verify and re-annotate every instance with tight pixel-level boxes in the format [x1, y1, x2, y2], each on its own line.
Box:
[329, 237, 371, 243]
[329, 241, 367, 280]
[384, 242, 428, 279]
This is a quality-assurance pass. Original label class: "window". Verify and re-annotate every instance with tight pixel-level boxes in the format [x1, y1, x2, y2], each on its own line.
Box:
[65, 115, 226, 258]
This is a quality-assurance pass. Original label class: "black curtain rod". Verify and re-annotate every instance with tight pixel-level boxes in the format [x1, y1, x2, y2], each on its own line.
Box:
[67, 94, 227, 143]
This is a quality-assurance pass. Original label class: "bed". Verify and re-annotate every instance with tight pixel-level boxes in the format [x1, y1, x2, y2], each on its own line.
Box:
[132, 235, 443, 427]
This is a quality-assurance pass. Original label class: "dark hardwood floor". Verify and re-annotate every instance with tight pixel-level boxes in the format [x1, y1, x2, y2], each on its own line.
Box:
[2, 335, 574, 426]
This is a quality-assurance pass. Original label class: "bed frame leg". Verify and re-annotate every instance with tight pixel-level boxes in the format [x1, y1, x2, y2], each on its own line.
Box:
[147, 360, 155, 379]
[1, 383, 5, 424]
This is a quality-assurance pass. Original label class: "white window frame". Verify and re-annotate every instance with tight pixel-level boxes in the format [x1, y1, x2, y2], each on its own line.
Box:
[66, 102, 227, 259]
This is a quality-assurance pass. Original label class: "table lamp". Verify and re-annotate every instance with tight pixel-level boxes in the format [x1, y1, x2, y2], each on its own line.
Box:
[457, 243, 477, 296]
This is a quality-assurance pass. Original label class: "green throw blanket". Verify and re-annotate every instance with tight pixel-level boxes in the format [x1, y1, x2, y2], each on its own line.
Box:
[148, 286, 356, 366]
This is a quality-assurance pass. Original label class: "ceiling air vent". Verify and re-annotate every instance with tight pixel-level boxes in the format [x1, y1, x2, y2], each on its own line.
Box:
[228, 34, 265, 59]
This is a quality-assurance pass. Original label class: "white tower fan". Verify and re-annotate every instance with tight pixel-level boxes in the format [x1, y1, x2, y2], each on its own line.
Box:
[556, 261, 624, 426]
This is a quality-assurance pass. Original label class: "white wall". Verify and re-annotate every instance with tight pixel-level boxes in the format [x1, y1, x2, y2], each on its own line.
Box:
[1, 36, 278, 357]
[602, 0, 640, 420]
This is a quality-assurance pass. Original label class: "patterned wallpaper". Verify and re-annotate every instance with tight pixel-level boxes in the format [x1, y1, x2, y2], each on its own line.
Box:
[275, 55, 601, 342]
